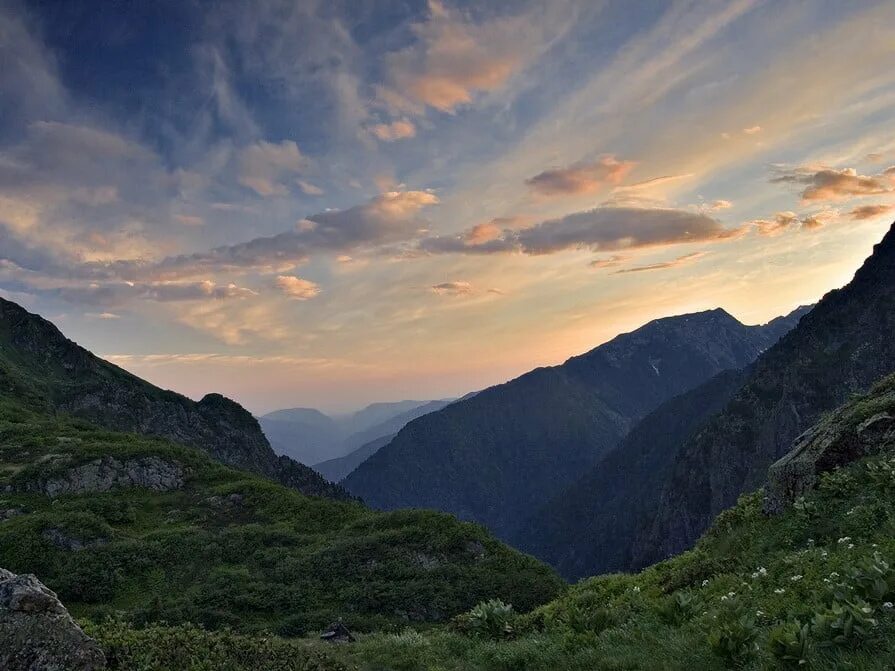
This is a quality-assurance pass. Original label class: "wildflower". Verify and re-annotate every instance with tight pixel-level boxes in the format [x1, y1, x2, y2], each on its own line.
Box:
[756, 610, 765, 617]
[774, 588, 786, 595]
[884, 602, 894, 610]
[791, 575, 803, 582]
[720, 595, 728, 601]
[848, 544, 855, 550]
[838, 537, 851, 544]
[727, 591, 736, 598]
[830, 572, 839, 578]
[701, 579, 709, 587]
[632, 586, 640, 593]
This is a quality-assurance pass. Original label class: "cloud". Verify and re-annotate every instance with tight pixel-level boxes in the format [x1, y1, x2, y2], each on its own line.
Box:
[377, 0, 555, 115]
[31, 280, 257, 307]
[772, 166, 895, 202]
[86, 312, 120, 320]
[589, 255, 627, 269]
[296, 179, 324, 196]
[743, 125, 762, 135]
[752, 211, 799, 236]
[431, 280, 474, 296]
[464, 221, 502, 245]
[416, 207, 745, 258]
[136, 190, 440, 279]
[276, 275, 321, 300]
[369, 119, 417, 142]
[708, 199, 733, 210]
[752, 209, 839, 235]
[516, 207, 744, 255]
[525, 156, 635, 196]
[849, 203, 895, 220]
[612, 251, 707, 274]
[237, 140, 306, 197]
[175, 214, 205, 227]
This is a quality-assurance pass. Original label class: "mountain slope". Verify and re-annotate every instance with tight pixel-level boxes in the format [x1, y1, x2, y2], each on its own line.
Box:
[314, 434, 395, 483]
[515, 368, 748, 579]
[344, 307, 808, 538]
[0, 392, 563, 635]
[640, 222, 895, 566]
[338, 374, 895, 671]
[0, 297, 348, 500]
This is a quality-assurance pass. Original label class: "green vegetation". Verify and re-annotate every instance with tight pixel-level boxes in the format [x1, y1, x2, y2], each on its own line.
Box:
[0, 392, 563, 636]
[322, 377, 895, 670]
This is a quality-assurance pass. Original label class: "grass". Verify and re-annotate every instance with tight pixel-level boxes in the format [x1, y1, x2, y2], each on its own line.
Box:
[0, 393, 564, 637]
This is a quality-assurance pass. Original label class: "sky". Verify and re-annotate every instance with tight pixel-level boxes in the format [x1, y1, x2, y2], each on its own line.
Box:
[1, 0, 895, 414]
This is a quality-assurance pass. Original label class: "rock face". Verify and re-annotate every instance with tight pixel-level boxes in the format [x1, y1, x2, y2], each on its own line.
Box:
[27, 456, 185, 498]
[640, 222, 895, 567]
[0, 297, 352, 501]
[344, 306, 810, 540]
[765, 375, 895, 513]
[0, 568, 106, 671]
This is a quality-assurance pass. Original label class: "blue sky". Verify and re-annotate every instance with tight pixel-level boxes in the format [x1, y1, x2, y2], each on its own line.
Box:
[2, 0, 894, 412]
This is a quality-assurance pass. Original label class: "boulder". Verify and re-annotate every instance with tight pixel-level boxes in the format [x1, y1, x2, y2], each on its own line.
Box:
[0, 568, 106, 670]
[765, 379, 895, 514]
[26, 456, 185, 498]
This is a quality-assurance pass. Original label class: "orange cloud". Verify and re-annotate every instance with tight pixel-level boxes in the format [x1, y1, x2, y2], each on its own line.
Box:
[378, 1, 544, 115]
[850, 203, 895, 220]
[773, 166, 895, 202]
[526, 156, 635, 196]
[431, 280, 473, 296]
[752, 211, 799, 236]
[238, 140, 306, 197]
[276, 275, 321, 300]
[464, 222, 502, 245]
[369, 119, 417, 142]
[612, 251, 708, 274]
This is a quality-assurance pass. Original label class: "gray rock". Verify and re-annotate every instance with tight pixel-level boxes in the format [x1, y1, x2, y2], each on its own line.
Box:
[0, 568, 106, 670]
[41, 529, 108, 552]
[26, 456, 185, 498]
[765, 384, 895, 514]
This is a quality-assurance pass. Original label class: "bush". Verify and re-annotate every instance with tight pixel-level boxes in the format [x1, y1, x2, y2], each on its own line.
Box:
[452, 599, 516, 640]
[767, 621, 811, 667]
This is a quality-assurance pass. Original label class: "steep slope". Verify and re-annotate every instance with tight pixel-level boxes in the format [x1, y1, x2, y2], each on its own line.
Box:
[0, 297, 348, 500]
[515, 368, 748, 579]
[344, 307, 808, 538]
[339, 374, 895, 671]
[640, 222, 895, 566]
[314, 434, 395, 483]
[0, 393, 564, 635]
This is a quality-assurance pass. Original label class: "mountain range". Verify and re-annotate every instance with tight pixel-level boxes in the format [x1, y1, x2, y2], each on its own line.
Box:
[342, 304, 810, 539]
[259, 399, 453, 467]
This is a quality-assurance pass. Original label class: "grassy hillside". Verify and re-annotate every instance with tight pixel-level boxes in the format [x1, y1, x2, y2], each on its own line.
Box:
[0, 392, 563, 639]
[327, 375, 895, 670]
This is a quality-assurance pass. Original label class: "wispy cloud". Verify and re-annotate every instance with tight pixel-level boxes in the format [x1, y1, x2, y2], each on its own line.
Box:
[612, 251, 708, 274]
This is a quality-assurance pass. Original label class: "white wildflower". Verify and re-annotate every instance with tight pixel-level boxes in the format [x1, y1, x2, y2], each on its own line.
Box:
[791, 575, 803, 582]
[774, 588, 785, 595]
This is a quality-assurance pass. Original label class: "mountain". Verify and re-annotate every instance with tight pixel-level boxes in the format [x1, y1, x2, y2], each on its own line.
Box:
[638, 222, 895, 567]
[514, 367, 748, 580]
[0, 297, 348, 500]
[0, 304, 564, 637]
[258, 409, 341, 466]
[314, 434, 395, 483]
[337, 373, 895, 670]
[259, 399, 451, 466]
[343, 306, 809, 539]
[314, 399, 456, 481]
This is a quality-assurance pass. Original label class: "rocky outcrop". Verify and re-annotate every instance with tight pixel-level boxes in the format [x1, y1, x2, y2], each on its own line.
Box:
[765, 376, 895, 513]
[0, 568, 106, 670]
[25, 456, 185, 497]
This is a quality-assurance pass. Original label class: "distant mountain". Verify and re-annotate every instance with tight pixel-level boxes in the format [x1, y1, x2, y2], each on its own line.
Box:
[0, 297, 350, 500]
[343, 306, 809, 539]
[315, 434, 395, 483]
[639, 222, 895, 567]
[514, 368, 748, 579]
[259, 399, 451, 466]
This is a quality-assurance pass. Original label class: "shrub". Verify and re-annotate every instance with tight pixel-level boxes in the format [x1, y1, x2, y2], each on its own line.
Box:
[452, 599, 516, 640]
[767, 621, 811, 667]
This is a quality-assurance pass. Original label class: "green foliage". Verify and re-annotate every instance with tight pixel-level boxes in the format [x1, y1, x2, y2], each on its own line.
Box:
[452, 599, 516, 640]
[767, 621, 811, 667]
[706, 598, 758, 665]
[0, 398, 563, 634]
[86, 620, 347, 671]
